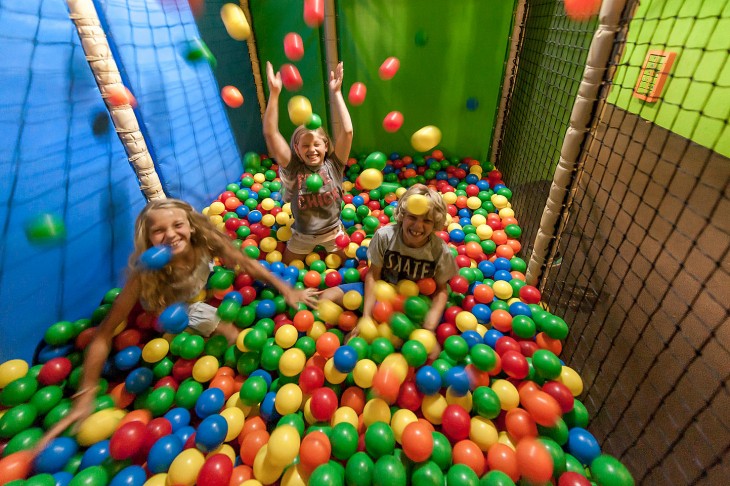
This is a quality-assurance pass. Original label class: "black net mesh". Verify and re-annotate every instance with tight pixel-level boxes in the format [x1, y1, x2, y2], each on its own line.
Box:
[497, 1, 730, 484]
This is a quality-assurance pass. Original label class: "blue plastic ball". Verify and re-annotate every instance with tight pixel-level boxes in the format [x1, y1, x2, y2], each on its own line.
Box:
[355, 246, 368, 260]
[248, 210, 263, 223]
[352, 195, 365, 206]
[465, 174, 479, 185]
[256, 299, 277, 319]
[259, 391, 280, 423]
[249, 369, 273, 388]
[508, 302, 532, 317]
[147, 435, 183, 474]
[476, 180, 490, 190]
[235, 205, 250, 218]
[114, 346, 142, 370]
[478, 260, 495, 278]
[194, 388, 225, 418]
[445, 366, 470, 396]
[195, 414, 228, 452]
[174, 425, 195, 445]
[53, 472, 74, 486]
[223, 291, 243, 304]
[125, 367, 154, 394]
[139, 245, 172, 270]
[493, 270, 513, 282]
[449, 229, 465, 244]
[460, 330, 482, 348]
[415, 366, 442, 395]
[471, 304, 491, 323]
[163, 407, 191, 432]
[35, 437, 78, 473]
[568, 427, 601, 465]
[483, 329, 504, 349]
[80, 439, 110, 469]
[159, 303, 189, 334]
[333, 345, 358, 373]
[37, 343, 74, 363]
[493, 257, 512, 271]
[109, 465, 147, 486]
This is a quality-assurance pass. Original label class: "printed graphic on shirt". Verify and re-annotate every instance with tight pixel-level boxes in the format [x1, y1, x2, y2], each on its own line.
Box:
[382, 249, 437, 282]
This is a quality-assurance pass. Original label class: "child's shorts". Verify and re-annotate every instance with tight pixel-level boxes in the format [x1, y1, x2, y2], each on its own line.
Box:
[186, 301, 221, 338]
[286, 224, 345, 255]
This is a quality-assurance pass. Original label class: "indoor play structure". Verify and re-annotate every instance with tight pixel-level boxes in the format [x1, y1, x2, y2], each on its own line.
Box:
[0, 0, 727, 485]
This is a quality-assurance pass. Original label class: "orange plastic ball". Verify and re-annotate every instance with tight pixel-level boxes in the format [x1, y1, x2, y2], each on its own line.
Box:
[417, 278, 437, 296]
[315, 332, 340, 359]
[293, 310, 315, 332]
[487, 443, 519, 482]
[453, 439, 486, 477]
[337, 311, 358, 331]
[303, 270, 322, 288]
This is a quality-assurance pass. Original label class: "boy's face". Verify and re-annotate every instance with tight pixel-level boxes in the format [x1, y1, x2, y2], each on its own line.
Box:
[296, 132, 327, 167]
[401, 211, 434, 248]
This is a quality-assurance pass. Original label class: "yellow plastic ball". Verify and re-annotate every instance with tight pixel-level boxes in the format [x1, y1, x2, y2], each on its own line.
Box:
[345, 242, 360, 258]
[275, 324, 299, 348]
[241, 480, 264, 486]
[421, 394, 447, 425]
[324, 253, 341, 269]
[324, 358, 348, 384]
[192, 355, 219, 383]
[276, 227, 292, 241]
[261, 198, 275, 211]
[317, 299, 343, 325]
[455, 311, 478, 332]
[445, 388, 473, 411]
[142, 338, 169, 363]
[265, 251, 282, 263]
[352, 359, 377, 388]
[307, 321, 326, 340]
[497, 431, 516, 449]
[470, 165, 483, 175]
[391, 409, 418, 443]
[381, 354, 408, 382]
[253, 445, 285, 485]
[360, 168, 384, 190]
[491, 379, 519, 410]
[442, 192, 457, 205]
[558, 366, 584, 396]
[282, 202, 293, 214]
[378, 323, 395, 341]
[374, 281, 397, 303]
[475, 324, 488, 337]
[275, 384, 303, 416]
[207, 444, 236, 462]
[209, 201, 225, 215]
[362, 398, 391, 427]
[276, 212, 291, 225]
[260, 237, 278, 253]
[409, 329, 437, 354]
[0, 359, 29, 388]
[476, 224, 493, 240]
[287, 95, 312, 126]
[405, 194, 430, 216]
[253, 173, 266, 183]
[470, 214, 486, 226]
[491, 194, 509, 209]
[304, 253, 321, 266]
[261, 214, 276, 227]
[342, 290, 363, 310]
[268, 424, 301, 467]
[499, 207, 515, 219]
[397, 280, 419, 297]
[302, 398, 316, 424]
[279, 348, 306, 377]
[410, 125, 442, 153]
[220, 407, 245, 442]
[331, 406, 359, 428]
[342, 181, 355, 192]
[470, 416, 498, 451]
[467, 196, 482, 210]
[357, 316, 379, 342]
[144, 473, 168, 486]
[209, 214, 223, 226]
[77, 408, 126, 446]
[492, 280, 513, 300]
[395, 187, 407, 198]
[236, 328, 252, 352]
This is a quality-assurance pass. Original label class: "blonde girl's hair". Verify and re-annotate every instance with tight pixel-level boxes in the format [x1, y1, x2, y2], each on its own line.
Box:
[289, 125, 334, 160]
[129, 198, 224, 312]
[394, 184, 448, 230]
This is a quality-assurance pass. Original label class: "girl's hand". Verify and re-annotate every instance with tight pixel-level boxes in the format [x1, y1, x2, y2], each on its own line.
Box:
[286, 287, 321, 309]
[34, 388, 96, 453]
[266, 61, 282, 96]
[329, 62, 344, 93]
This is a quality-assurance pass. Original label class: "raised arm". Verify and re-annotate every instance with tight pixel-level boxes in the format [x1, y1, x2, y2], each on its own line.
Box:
[329, 62, 353, 164]
[263, 62, 293, 168]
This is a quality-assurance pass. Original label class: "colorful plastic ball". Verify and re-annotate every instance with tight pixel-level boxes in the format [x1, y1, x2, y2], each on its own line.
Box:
[516, 437, 553, 483]
[441, 404, 471, 442]
[168, 448, 206, 486]
[288, 95, 312, 125]
[348, 82, 367, 106]
[34, 437, 78, 473]
[159, 303, 188, 334]
[125, 367, 154, 394]
[221, 85, 244, 108]
[382, 111, 404, 132]
[109, 421, 146, 460]
[342, 290, 363, 310]
[411, 125, 442, 153]
[109, 465, 147, 486]
[194, 387, 225, 418]
[24, 213, 66, 245]
[310, 387, 338, 421]
[306, 173, 324, 192]
[359, 168, 384, 190]
[567, 428, 601, 465]
[139, 245, 172, 270]
[333, 345, 358, 373]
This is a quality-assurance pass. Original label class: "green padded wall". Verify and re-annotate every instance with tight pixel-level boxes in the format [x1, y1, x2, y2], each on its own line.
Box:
[337, 0, 516, 160]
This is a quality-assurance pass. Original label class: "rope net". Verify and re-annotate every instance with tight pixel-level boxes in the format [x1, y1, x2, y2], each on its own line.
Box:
[497, 1, 729, 484]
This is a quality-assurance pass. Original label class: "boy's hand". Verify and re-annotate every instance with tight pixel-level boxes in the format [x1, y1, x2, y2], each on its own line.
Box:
[329, 62, 344, 93]
[34, 390, 96, 453]
[266, 61, 282, 95]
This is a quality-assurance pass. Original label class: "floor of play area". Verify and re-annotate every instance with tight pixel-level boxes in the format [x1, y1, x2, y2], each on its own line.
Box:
[0, 150, 633, 486]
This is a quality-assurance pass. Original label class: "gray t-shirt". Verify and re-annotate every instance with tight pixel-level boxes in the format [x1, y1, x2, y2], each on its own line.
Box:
[367, 224, 459, 285]
[279, 155, 344, 235]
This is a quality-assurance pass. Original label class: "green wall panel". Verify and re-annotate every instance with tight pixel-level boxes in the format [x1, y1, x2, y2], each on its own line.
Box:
[251, 0, 329, 143]
[607, 0, 730, 157]
[337, 0, 516, 161]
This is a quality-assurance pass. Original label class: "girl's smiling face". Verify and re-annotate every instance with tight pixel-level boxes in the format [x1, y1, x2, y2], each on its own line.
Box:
[295, 132, 328, 167]
[401, 212, 434, 248]
[147, 208, 193, 257]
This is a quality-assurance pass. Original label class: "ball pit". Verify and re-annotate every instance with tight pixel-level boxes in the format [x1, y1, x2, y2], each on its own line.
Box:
[0, 149, 634, 486]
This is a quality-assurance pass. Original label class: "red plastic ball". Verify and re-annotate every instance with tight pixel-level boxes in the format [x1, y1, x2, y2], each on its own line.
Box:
[38, 357, 73, 386]
[310, 387, 338, 421]
[441, 404, 471, 442]
[449, 275, 469, 294]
